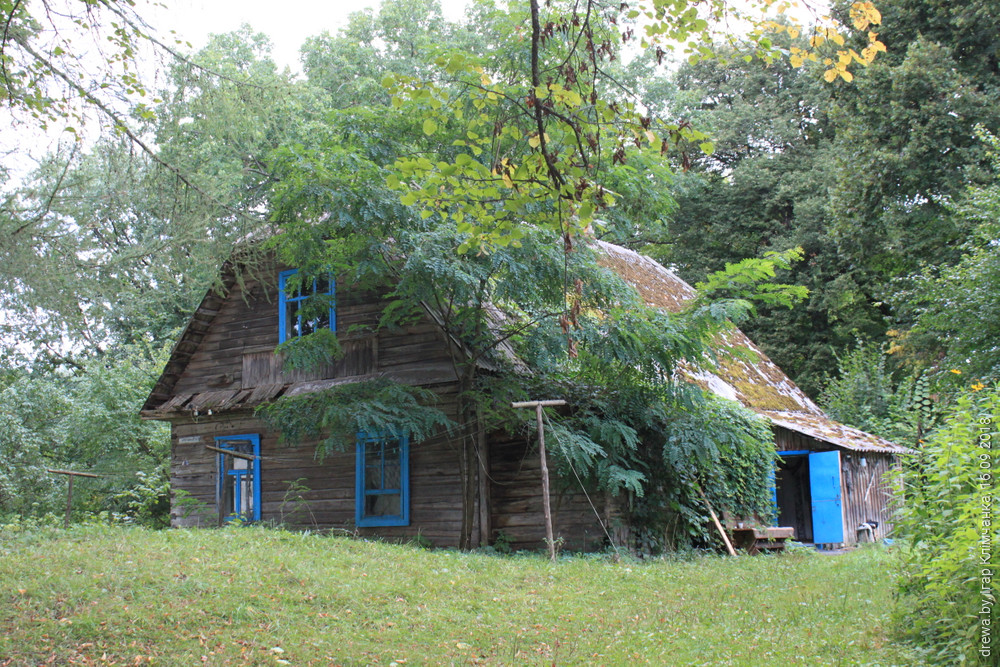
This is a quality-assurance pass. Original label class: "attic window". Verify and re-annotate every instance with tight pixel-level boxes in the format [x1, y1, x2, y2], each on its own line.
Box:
[355, 432, 410, 527]
[278, 269, 336, 343]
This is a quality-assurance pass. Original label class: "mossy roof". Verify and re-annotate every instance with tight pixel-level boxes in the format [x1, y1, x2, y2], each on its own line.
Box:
[595, 240, 905, 454]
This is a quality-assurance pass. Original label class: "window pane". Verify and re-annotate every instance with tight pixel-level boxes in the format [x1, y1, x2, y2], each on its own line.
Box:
[383, 464, 401, 491]
[285, 303, 299, 339]
[365, 493, 400, 517]
[383, 440, 401, 465]
[365, 464, 382, 490]
[301, 313, 329, 336]
[315, 276, 332, 295]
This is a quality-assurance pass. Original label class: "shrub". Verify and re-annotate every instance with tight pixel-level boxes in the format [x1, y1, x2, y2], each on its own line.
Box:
[894, 385, 998, 664]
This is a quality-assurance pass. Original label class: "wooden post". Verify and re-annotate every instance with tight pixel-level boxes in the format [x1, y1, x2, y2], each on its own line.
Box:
[65, 475, 73, 529]
[511, 400, 567, 561]
[47, 469, 101, 528]
[697, 486, 737, 557]
[205, 445, 261, 461]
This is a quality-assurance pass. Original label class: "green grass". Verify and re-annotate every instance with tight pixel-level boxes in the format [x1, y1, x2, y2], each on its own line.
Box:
[0, 526, 927, 666]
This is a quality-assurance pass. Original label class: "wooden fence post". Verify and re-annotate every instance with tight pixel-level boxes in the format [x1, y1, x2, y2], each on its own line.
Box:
[47, 469, 101, 528]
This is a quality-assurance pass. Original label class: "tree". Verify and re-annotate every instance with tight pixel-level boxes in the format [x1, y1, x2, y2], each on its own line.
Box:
[0, 24, 308, 523]
[644, 37, 885, 395]
[0, 345, 170, 524]
[259, 0, 819, 550]
[895, 130, 1000, 382]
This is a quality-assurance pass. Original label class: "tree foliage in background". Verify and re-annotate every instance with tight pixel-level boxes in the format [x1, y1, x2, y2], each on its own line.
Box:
[818, 341, 936, 447]
[0, 345, 170, 525]
[650, 0, 1000, 398]
[895, 130, 1000, 383]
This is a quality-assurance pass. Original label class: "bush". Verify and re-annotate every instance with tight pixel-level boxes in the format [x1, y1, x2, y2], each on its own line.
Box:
[894, 385, 998, 664]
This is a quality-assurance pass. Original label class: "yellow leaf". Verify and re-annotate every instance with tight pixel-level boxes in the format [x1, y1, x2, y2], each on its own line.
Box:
[790, 54, 804, 68]
[831, 33, 845, 46]
[811, 35, 826, 47]
[823, 68, 838, 83]
[839, 69, 854, 82]
[528, 134, 541, 148]
[788, 28, 799, 39]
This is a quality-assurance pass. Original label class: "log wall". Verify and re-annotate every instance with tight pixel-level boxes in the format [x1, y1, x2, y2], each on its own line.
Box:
[169, 259, 457, 398]
[168, 383, 469, 547]
[488, 434, 607, 552]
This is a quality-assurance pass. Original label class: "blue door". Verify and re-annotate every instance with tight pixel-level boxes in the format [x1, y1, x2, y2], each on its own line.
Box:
[809, 450, 844, 544]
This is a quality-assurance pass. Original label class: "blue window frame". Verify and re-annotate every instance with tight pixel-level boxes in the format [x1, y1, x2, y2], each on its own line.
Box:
[355, 432, 410, 527]
[216, 434, 261, 523]
[278, 269, 336, 343]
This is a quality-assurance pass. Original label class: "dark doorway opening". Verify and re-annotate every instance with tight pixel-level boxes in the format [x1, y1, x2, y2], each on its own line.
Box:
[775, 454, 813, 542]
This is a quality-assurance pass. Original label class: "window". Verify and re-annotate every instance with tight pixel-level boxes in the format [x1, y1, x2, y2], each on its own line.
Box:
[355, 432, 410, 527]
[216, 434, 261, 523]
[278, 269, 336, 343]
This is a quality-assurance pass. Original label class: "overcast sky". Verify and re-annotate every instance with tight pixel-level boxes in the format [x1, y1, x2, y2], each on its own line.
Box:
[150, 0, 471, 72]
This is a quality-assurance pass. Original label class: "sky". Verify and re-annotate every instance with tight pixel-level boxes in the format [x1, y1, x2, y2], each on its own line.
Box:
[149, 0, 471, 73]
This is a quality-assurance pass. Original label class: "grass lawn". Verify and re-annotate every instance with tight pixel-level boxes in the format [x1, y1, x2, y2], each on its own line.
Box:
[0, 525, 927, 666]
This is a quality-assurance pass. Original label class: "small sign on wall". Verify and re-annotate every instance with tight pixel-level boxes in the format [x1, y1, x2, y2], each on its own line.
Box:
[178, 436, 202, 444]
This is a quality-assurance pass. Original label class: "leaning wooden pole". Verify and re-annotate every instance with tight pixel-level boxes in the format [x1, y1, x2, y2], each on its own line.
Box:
[512, 400, 567, 561]
[697, 486, 737, 557]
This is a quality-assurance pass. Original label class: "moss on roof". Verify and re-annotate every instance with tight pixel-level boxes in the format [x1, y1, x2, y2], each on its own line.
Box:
[594, 240, 903, 453]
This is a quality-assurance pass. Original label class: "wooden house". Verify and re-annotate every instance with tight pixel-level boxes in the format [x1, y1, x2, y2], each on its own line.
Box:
[142, 241, 904, 550]
[596, 241, 907, 547]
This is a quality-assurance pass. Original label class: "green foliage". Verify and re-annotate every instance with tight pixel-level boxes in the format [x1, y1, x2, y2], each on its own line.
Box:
[897, 129, 1000, 382]
[257, 378, 455, 456]
[0, 345, 170, 525]
[105, 467, 171, 529]
[894, 386, 999, 663]
[276, 328, 344, 372]
[693, 247, 809, 317]
[1, 0, 158, 126]
[819, 341, 937, 447]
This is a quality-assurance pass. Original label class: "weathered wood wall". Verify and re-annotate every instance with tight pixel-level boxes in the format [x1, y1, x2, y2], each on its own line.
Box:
[168, 385, 469, 547]
[773, 426, 897, 545]
[168, 257, 458, 400]
[840, 451, 897, 544]
[488, 434, 608, 552]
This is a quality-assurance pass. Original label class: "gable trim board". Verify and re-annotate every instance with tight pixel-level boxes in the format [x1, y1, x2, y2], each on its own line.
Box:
[144, 241, 902, 549]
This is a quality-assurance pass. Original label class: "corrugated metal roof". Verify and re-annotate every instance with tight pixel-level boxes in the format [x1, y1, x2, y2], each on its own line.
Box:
[594, 239, 904, 454]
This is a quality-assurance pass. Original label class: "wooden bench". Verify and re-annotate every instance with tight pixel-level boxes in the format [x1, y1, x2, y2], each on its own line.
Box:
[731, 526, 796, 555]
